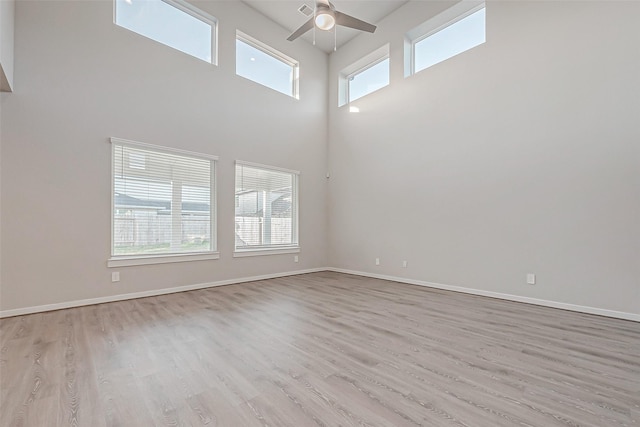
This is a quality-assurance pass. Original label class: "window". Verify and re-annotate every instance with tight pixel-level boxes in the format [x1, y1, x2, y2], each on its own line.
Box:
[338, 44, 389, 107]
[114, 0, 217, 64]
[235, 162, 299, 255]
[348, 58, 390, 103]
[405, 2, 485, 76]
[236, 31, 299, 98]
[109, 138, 218, 267]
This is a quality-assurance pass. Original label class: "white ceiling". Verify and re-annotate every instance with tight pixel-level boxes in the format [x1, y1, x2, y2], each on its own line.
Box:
[242, 0, 408, 53]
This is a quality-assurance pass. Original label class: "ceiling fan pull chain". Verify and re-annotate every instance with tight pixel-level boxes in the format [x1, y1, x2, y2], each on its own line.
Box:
[334, 25, 337, 51]
[313, 10, 316, 45]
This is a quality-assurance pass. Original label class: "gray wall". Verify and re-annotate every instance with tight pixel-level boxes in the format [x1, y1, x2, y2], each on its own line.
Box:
[328, 1, 640, 316]
[0, 0, 15, 290]
[0, 0, 15, 91]
[0, 0, 328, 311]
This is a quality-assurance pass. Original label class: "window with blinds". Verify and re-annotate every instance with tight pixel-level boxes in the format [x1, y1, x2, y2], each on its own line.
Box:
[111, 138, 216, 259]
[235, 162, 299, 252]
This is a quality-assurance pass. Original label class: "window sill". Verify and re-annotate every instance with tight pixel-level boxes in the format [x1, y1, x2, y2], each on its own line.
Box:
[233, 247, 300, 258]
[108, 252, 220, 267]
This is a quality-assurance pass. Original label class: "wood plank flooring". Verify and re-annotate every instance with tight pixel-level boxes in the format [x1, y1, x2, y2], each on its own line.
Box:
[1, 271, 639, 426]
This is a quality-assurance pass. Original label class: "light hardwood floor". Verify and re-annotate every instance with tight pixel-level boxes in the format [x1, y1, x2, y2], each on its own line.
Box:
[1, 271, 639, 426]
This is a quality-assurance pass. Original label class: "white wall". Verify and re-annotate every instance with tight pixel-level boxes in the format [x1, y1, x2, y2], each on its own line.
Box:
[328, 1, 640, 316]
[0, 0, 15, 91]
[0, 0, 328, 312]
[3, 0, 638, 319]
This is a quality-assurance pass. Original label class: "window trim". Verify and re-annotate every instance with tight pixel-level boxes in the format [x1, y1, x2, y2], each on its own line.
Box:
[404, 1, 485, 77]
[232, 247, 300, 258]
[338, 44, 390, 107]
[236, 30, 300, 99]
[234, 160, 300, 256]
[113, 0, 219, 65]
[108, 137, 219, 267]
[108, 252, 219, 268]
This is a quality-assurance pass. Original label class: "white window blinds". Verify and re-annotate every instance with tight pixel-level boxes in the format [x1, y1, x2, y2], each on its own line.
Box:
[111, 138, 216, 257]
[235, 162, 299, 251]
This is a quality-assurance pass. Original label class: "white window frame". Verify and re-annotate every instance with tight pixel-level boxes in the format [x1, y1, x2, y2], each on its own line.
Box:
[234, 160, 300, 257]
[113, 0, 218, 65]
[108, 137, 219, 267]
[404, 1, 485, 77]
[236, 31, 300, 99]
[338, 44, 390, 107]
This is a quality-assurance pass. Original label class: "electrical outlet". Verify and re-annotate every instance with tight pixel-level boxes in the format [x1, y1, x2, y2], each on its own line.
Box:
[294, 255, 299, 263]
[402, 260, 408, 268]
[375, 258, 380, 265]
[527, 273, 536, 285]
[111, 272, 120, 282]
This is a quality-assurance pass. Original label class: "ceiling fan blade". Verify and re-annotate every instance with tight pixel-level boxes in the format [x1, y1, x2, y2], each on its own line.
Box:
[335, 11, 376, 33]
[287, 17, 314, 41]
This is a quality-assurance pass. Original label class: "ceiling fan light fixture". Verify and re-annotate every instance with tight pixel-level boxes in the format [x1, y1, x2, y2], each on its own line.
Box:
[287, 1, 376, 42]
[315, 12, 335, 30]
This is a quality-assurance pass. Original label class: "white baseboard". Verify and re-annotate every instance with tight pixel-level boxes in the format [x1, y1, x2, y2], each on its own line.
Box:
[3, 267, 638, 323]
[328, 267, 640, 323]
[0, 268, 327, 318]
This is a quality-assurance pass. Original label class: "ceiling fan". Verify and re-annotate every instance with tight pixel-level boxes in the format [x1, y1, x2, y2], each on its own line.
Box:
[287, 0, 377, 43]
